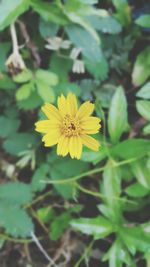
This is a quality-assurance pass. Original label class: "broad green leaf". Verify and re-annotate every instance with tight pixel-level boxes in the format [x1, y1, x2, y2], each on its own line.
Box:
[136, 82, 150, 99]
[35, 69, 58, 86]
[31, 0, 68, 25]
[88, 15, 122, 34]
[55, 83, 81, 97]
[39, 18, 59, 38]
[132, 47, 150, 87]
[71, 216, 113, 239]
[31, 164, 49, 192]
[135, 15, 150, 28]
[50, 212, 71, 241]
[0, 0, 30, 31]
[0, 74, 16, 90]
[0, 182, 32, 205]
[13, 69, 32, 83]
[112, 0, 131, 26]
[136, 100, 150, 121]
[0, 43, 11, 71]
[101, 160, 122, 221]
[50, 54, 72, 83]
[130, 160, 150, 189]
[3, 133, 38, 156]
[65, 25, 102, 62]
[50, 157, 89, 199]
[84, 56, 108, 80]
[143, 123, 150, 135]
[0, 203, 33, 237]
[17, 90, 43, 110]
[16, 82, 33, 101]
[111, 139, 150, 159]
[36, 80, 55, 103]
[108, 86, 128, 144]
[95, 84, 116, 108]
[125, 182, 149, 198]
[0, 116, 20, 138]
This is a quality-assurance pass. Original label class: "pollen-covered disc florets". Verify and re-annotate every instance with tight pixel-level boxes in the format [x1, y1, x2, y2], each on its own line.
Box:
[35, 93, 101, 159]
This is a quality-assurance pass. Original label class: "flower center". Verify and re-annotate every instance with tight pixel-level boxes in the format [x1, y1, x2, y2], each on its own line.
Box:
[61, 114, 81, 137]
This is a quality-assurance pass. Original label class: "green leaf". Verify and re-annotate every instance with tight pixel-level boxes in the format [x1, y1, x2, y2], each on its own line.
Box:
[37, 207, 55, 224]
[70, 216, 113, 239]
[17, 90, 43, 110]
[50, 212, 71, 241]
[36, 80, 55, 103]
[35, 69, 58, 86]
[125, 182, 149, 198]
[88, 15, 122, 34]
[108, 86, 128, 144]
[111, 139, 150, 159]
[3, 133, 38, 156]
[95, 84, 116, 108]
[0, 0, 30, 31]
[143, 123, 150, 135]
[132, 47, 150, 87]
[50, 157, 89, 199]
[135, 15, 150, 28]
[13, 69, 32, 83]
[136, 100, 150, 121]
[50, 54, 72, 83]
[136, 82, 150, 99]
[31, 0, 68, 25]
[0, 74, 16, 90]
[16, 82, 33, 101]
[119, 226, 150, 254]
[0, 182, 32, 205]
[0, 203, 33, 237]
[84, 56, 108, 80]
[0, 43, 11, 71]
[130, 160, 150, 189]
[31, 164, 49, 192]
[112, 0, 131, 26]
[0, 116, 20, 138]
[39, 18, 59, 38]
[65, 25, 102, 62]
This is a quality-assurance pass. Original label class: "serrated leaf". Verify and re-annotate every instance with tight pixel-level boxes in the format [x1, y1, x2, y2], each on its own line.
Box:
[36, 80, 55, 103]
[16, 82, 33, 101]
[0, 182, 32, 205]
[136, 100, 150, 121]
[132, 47, 150, 86]
[0, 203, 33, 237]
[135, 15, 150, 28]
[50, 212, 71, 241]
[35, 69, 58, 86]
[71, 216, 113, 239]
[84, 56, 108, 80]
[17, 90, 43, 110]
[65, 25, 102, 62]
[136, 82, 150, 99]
[31, 164, 49, 192]
[108, 86, 128, 144]
[0, 0, 30, 31]
[13, 69, 32, 83]
[3, 133, 38, 156]
[111, 139, 150, 159]
[0, 116, 20, 138]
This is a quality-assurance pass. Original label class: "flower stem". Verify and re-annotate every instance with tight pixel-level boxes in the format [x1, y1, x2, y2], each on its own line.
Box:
[10, 22, 19, 54]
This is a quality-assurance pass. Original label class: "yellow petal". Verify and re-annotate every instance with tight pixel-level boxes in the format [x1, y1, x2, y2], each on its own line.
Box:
[41, 103, 62, 122]
[42, 129, 61, 147]
[67, 93, 78, 116]
[57, 135, 69, 156]
[81, 134, 100, 151]
[69, 136, 82, 159]
[81, 117, 101, 134]
[57, 94, 67, 115]
[76, 101, 94, 119]
[35, 120, 60, 133]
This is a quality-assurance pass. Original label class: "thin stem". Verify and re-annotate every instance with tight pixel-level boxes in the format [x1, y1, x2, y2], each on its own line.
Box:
[0, 233, 32, 243]
[74, 239, 94, 267]
[10, 23, 19, 54]
[25, 190, 52, 209]
[41, 157, 139, 185]
[31, 231, 58, 267]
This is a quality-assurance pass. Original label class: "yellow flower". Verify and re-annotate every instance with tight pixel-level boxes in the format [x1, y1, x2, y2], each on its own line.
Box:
[35, 93, 101, 159]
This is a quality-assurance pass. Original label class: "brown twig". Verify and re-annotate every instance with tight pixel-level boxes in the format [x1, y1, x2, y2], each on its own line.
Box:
[17, 20, 41, 67]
